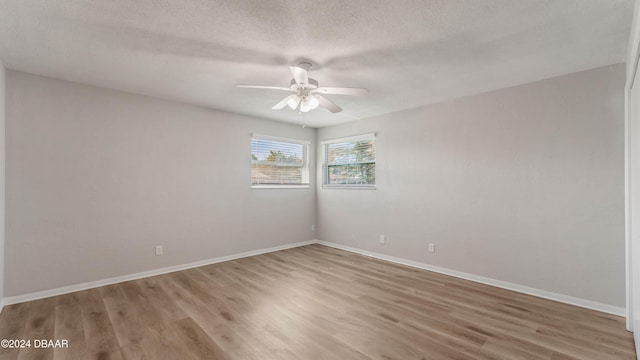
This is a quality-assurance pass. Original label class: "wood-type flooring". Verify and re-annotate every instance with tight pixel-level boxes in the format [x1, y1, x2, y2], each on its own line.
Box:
[0, 244, 635, 359]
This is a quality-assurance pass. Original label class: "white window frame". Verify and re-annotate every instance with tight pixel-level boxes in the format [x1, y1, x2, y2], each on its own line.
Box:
[322, 133, 376, 189]
[251, 134, 310, 189]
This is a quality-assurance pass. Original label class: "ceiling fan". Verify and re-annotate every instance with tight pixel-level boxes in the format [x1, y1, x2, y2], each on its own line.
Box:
[237, 62, 368, 114]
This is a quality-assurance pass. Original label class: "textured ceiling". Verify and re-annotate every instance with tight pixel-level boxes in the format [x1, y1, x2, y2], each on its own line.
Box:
[0, 0, 634, 127]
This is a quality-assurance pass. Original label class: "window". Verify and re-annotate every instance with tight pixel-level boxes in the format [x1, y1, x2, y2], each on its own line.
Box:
[251, 134, 310, 188]
[322, 133, 376, 188]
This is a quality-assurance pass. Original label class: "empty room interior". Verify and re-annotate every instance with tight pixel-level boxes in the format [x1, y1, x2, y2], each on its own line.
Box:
[4, 1, 640, 359]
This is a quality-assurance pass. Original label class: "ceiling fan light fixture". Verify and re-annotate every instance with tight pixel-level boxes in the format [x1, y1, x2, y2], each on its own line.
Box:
[300, 98, 311, 113]
[309, 96, 320, 110]
[287, 96, 300, 109]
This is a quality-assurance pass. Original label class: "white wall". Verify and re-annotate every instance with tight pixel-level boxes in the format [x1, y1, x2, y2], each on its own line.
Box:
[2, 64, 627, 313]
[629, 73, 640, 351]
[0, 61, 5, 307]
[5, 71, 316, 297]
[625, 0, 640, 348]
[317, 64, 626, 308]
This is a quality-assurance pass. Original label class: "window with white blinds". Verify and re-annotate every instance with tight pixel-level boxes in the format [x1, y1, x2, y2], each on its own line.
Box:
[322, 133, 376, 188]
[251, 134, 310, 188]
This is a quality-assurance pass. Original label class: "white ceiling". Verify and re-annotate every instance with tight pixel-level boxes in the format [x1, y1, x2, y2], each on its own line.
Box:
[0, 0, 634, 128]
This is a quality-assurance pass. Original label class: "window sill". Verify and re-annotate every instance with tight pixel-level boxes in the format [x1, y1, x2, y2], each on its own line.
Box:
[322, 185, 376, 190]
[251, 185, 310, 189]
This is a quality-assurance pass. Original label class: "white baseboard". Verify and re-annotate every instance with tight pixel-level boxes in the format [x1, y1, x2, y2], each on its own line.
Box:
[1, 239, 626, 318]
[1, 240, 316, 308]
[316, 240, 626, 317]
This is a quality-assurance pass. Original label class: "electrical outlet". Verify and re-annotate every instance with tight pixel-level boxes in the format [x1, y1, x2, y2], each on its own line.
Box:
[428, 243, 435, 253]
[155, 245, 163, 256]
[379, 235, 386, 244]
[311, 224, 315, 232]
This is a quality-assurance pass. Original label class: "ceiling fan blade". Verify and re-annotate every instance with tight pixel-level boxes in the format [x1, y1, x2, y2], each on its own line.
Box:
[313, 87, 369, 96]
[237, 84, 292, 91]
[289, 65, 309, 86]
[314, 94, 342, 113]
[272, 95, 296, 110]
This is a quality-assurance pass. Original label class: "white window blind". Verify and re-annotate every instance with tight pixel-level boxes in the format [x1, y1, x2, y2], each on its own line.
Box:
[251, 134, 309, 187]
[322, 133, 375, 188]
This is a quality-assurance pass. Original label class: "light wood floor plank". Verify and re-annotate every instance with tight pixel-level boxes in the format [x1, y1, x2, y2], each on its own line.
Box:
[16, 298, 56, 360]
[80, 289, 123, 360]
[0, 244, 634, 359]
[53, 303, 87, 360]
[103, 288, 148, 348]
[0, 302, 30, 360]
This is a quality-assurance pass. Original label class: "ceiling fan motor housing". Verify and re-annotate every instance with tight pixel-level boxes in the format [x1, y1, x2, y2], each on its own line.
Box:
[290, 78, 318, 90]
